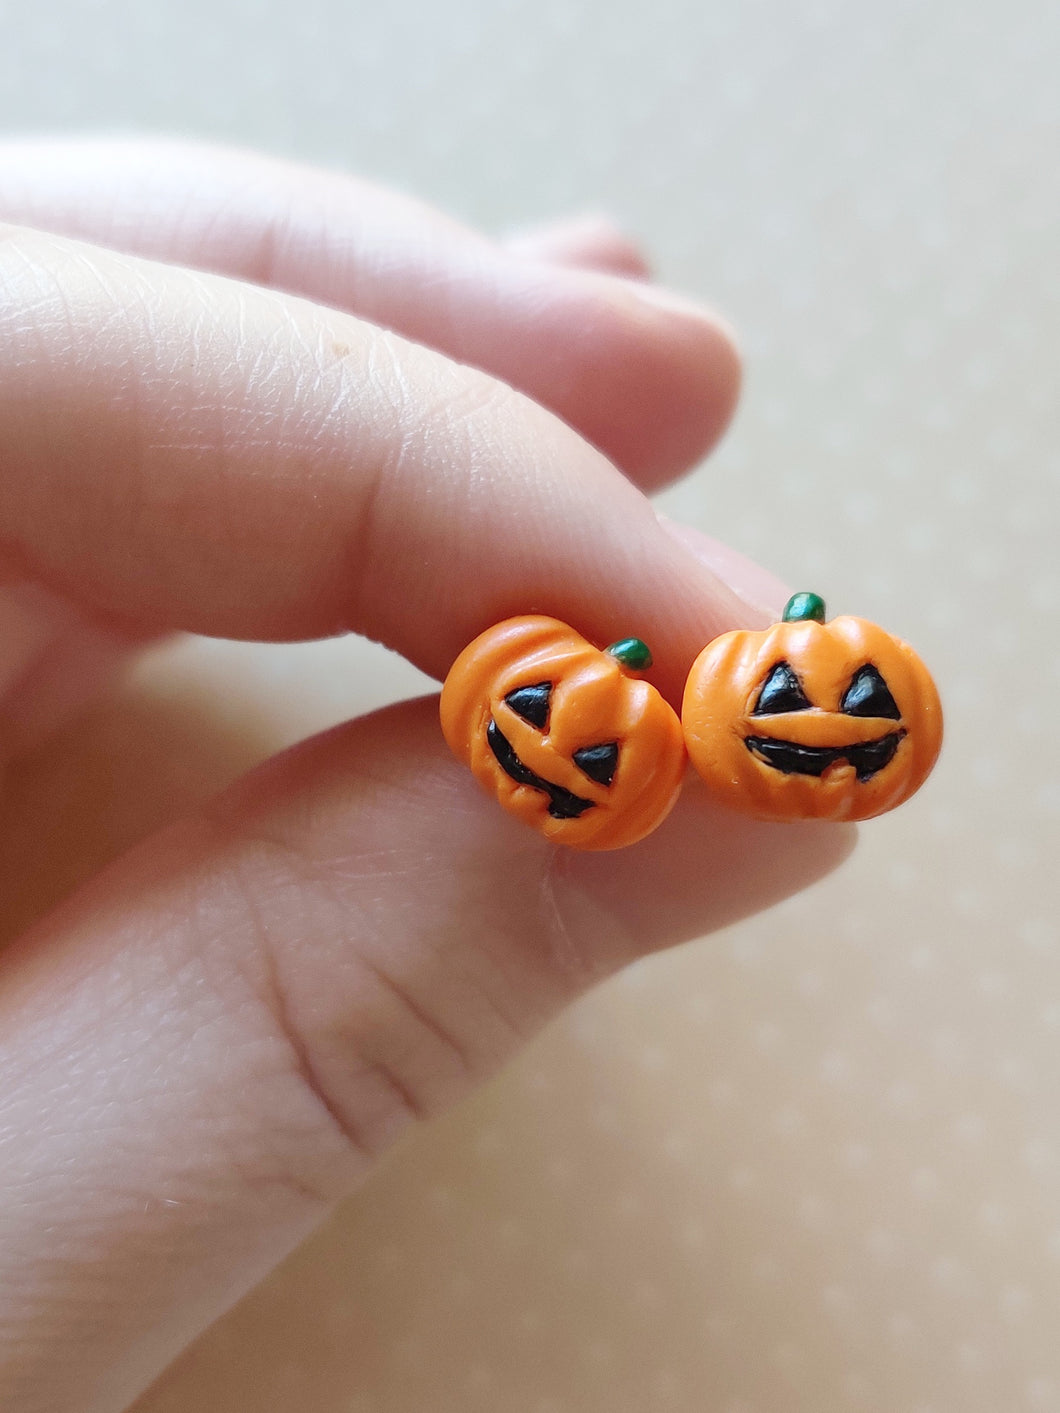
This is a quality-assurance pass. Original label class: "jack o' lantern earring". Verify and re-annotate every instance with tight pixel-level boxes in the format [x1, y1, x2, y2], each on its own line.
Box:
[441, 616, 686, 850]
[681, 592, 942, 822]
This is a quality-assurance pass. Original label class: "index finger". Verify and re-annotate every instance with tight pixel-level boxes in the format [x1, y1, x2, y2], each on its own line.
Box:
[0, 226, 774, 702]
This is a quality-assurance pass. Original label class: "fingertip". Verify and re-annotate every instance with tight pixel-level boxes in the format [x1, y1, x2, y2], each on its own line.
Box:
[546, 271, 743, 491]
[567, 772, 858, 960]
[655, 517, 789, 623]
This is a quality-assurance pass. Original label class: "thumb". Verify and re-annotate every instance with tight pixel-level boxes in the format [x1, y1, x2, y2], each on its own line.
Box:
[0, 696, 852, 1413]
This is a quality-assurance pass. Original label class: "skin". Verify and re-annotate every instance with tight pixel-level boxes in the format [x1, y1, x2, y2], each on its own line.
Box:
[0, 139, 855, 1413]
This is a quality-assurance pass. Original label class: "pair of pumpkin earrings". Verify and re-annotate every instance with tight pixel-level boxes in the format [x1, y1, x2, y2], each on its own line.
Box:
[440, 593, 943, 851]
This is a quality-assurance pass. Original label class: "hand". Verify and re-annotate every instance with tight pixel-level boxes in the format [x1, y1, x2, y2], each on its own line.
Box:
[0, 140, 853, 1413]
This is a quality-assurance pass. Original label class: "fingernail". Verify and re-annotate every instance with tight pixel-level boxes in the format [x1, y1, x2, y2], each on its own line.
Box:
[506, 227, 740, 356]
[657, 515, 790, 623]
[504, 214, 652, 280]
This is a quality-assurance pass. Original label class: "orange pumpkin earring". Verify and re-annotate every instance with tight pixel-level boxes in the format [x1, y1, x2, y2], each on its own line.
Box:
[440, 616, 686, 850]
[681, 592, 942, 822]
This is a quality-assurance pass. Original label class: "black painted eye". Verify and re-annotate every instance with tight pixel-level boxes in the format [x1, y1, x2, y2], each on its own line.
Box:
[504, 682, 552, 730]
[753, 661, 811, 715]
[572, 742, 619, 787]
[841, 665, 901, 720]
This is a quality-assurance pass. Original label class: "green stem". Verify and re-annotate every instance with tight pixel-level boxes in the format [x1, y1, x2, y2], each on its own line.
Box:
[781, 592, 826, 624]
[605, 637, 653, 673]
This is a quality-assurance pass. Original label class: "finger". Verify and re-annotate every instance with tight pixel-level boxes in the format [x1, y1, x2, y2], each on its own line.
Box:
[0, 224, 762, 704]
[0, 139, 739, 490]
[0, 198, 655, 767]
[503, 213, 654, 279]
[0, 695, 854, 1412]
[0, 584, 153, 766]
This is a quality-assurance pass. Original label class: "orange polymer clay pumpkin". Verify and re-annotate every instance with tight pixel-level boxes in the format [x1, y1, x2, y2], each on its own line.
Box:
[681, 592, 943, 822]
[440, 616, 686, 850]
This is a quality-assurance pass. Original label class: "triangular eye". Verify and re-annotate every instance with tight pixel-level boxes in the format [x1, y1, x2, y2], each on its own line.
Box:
[841, 665, 901, 720]
[572, 742, 619, 787]
[504, 682, 552, 730]
[753, 661, 811, 715]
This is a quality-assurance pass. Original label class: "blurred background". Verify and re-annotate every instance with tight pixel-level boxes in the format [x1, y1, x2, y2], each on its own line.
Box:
[3, 1, 1058, 1409]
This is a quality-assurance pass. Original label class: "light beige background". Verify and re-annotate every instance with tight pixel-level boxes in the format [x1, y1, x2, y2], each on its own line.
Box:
[4, 1, 1058, 1410]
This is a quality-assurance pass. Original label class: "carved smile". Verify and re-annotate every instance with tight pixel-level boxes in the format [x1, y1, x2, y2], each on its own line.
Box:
[745, 730, 906, 782]
[487, 720, 596, 819]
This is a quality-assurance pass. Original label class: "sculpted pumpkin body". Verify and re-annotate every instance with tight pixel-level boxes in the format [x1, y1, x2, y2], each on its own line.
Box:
[681, 595, 943, 822]
[441, 616, 686, 850]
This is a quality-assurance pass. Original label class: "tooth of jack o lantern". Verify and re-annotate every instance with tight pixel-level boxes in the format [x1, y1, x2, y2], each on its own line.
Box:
[680, 592, 943, 822]
[440, 616, 686, 851]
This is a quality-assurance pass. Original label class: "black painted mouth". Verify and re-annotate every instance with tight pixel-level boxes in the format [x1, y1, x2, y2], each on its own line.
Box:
[487, 720, 596, 820]
[745, 730, 906, 783]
